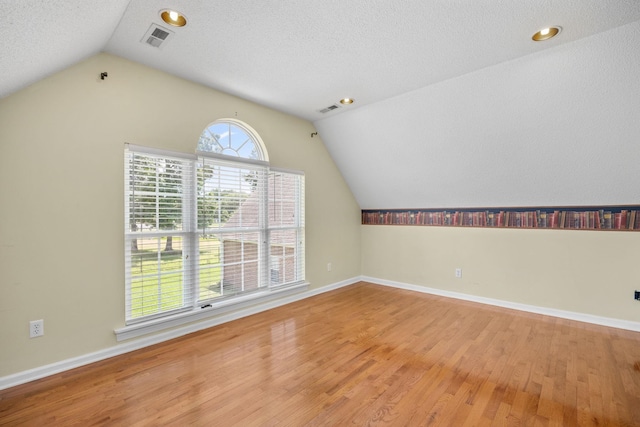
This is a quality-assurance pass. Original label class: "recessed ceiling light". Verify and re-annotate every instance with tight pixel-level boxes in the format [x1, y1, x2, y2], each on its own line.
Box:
[161, 9, 187, 27]
[340, 98, 355, 105]
[532, 26, 561, 41]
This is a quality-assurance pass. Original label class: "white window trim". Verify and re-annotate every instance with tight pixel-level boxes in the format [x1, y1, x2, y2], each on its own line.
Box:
[114, 281, 309, 341]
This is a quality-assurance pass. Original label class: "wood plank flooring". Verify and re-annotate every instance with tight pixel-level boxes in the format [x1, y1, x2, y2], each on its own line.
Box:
[2, 281, 640, 426]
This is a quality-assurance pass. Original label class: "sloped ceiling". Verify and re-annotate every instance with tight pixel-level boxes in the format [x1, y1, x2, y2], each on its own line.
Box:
[0, 1, 131, 98]
[316, 20, 640, 208]
[2, 1, 640, 208]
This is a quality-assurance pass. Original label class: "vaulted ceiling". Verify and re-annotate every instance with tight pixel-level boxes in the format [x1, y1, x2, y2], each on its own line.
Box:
[3, 1, 640, 208]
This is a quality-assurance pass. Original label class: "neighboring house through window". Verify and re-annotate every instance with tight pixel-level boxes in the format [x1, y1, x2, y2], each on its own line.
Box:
[124, 119, 305, 329]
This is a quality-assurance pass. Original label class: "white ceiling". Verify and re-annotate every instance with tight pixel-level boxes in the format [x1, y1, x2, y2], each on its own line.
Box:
[2, 1, 640, 208]
[0, 1, 131, 99]
[1, 1, 639, 121]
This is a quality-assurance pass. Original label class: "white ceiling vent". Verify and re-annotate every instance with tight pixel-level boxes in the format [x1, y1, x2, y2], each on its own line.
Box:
[318, 104, 341, 114]
[141, 24, 174, 49]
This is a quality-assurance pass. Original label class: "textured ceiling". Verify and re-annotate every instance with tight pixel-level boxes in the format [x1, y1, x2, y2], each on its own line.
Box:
[0, 0, 130, 99]
[3, 1, 640, 121]
[103, 0, 640, 121]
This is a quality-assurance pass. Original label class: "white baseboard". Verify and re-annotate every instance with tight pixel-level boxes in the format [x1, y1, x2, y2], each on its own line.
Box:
[0, 277, 359, 391]
[4, 275, 637, 391]
[361, 276, 640, 333]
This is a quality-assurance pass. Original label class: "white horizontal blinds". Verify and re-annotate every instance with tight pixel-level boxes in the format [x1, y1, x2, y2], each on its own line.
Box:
[124, 133, 305, 324]
[197, 156, 268, 303]
[124, 147, 195, 323]
[268, 170, 305, 287]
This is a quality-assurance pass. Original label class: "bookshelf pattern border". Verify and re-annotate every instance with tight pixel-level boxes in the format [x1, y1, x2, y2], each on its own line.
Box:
[361, 206, 640, 231]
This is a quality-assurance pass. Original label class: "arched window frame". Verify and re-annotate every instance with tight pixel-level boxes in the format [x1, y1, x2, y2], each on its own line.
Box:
[197, 118, 269, 162]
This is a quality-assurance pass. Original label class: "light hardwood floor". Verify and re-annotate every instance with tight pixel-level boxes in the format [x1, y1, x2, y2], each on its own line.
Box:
[2, 282, 640, 426]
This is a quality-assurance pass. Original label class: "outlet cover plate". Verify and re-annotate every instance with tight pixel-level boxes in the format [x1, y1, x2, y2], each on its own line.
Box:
[29, 319, 44, 338]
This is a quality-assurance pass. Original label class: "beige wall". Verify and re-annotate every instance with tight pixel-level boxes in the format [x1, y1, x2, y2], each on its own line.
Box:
[0, 53, 362, 376]
[362, 225, 640, 322]
[3, 51, 636, 381]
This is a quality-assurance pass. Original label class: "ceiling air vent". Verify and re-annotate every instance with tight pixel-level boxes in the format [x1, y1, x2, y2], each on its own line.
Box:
[318, 104, 341, 114]
[141, 24, 174, 49]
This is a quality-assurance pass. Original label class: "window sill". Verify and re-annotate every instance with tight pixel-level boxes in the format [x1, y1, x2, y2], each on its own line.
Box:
[114, 282, 309, 342]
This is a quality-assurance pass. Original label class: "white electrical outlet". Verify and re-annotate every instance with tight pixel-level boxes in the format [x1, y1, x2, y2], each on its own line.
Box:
[29, 319, 44, 338]
[327, 262, 332, 272]
[455, 268, 462, 278]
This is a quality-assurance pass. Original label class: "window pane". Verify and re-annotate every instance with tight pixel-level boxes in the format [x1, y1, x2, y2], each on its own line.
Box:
[269, 229, 299, 285]
[198, 235, 222, 301]
[197, 231, 263, 302]
[268, 170, 304, 289]
[127, 155, 186, 233]
[269, 172, 299, 227]
[197, 160, 265, 231]
[198, 122, 262, 160]
[220, 232, 261, 294]
[127, 236, 189, 319]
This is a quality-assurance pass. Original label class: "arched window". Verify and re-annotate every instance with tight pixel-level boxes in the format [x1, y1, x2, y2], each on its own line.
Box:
[197, 119, 269, 162]
[123, 119, 305, 336]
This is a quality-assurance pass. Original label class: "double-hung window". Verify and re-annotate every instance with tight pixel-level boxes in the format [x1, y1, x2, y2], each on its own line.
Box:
[124, 120, 305, 328]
